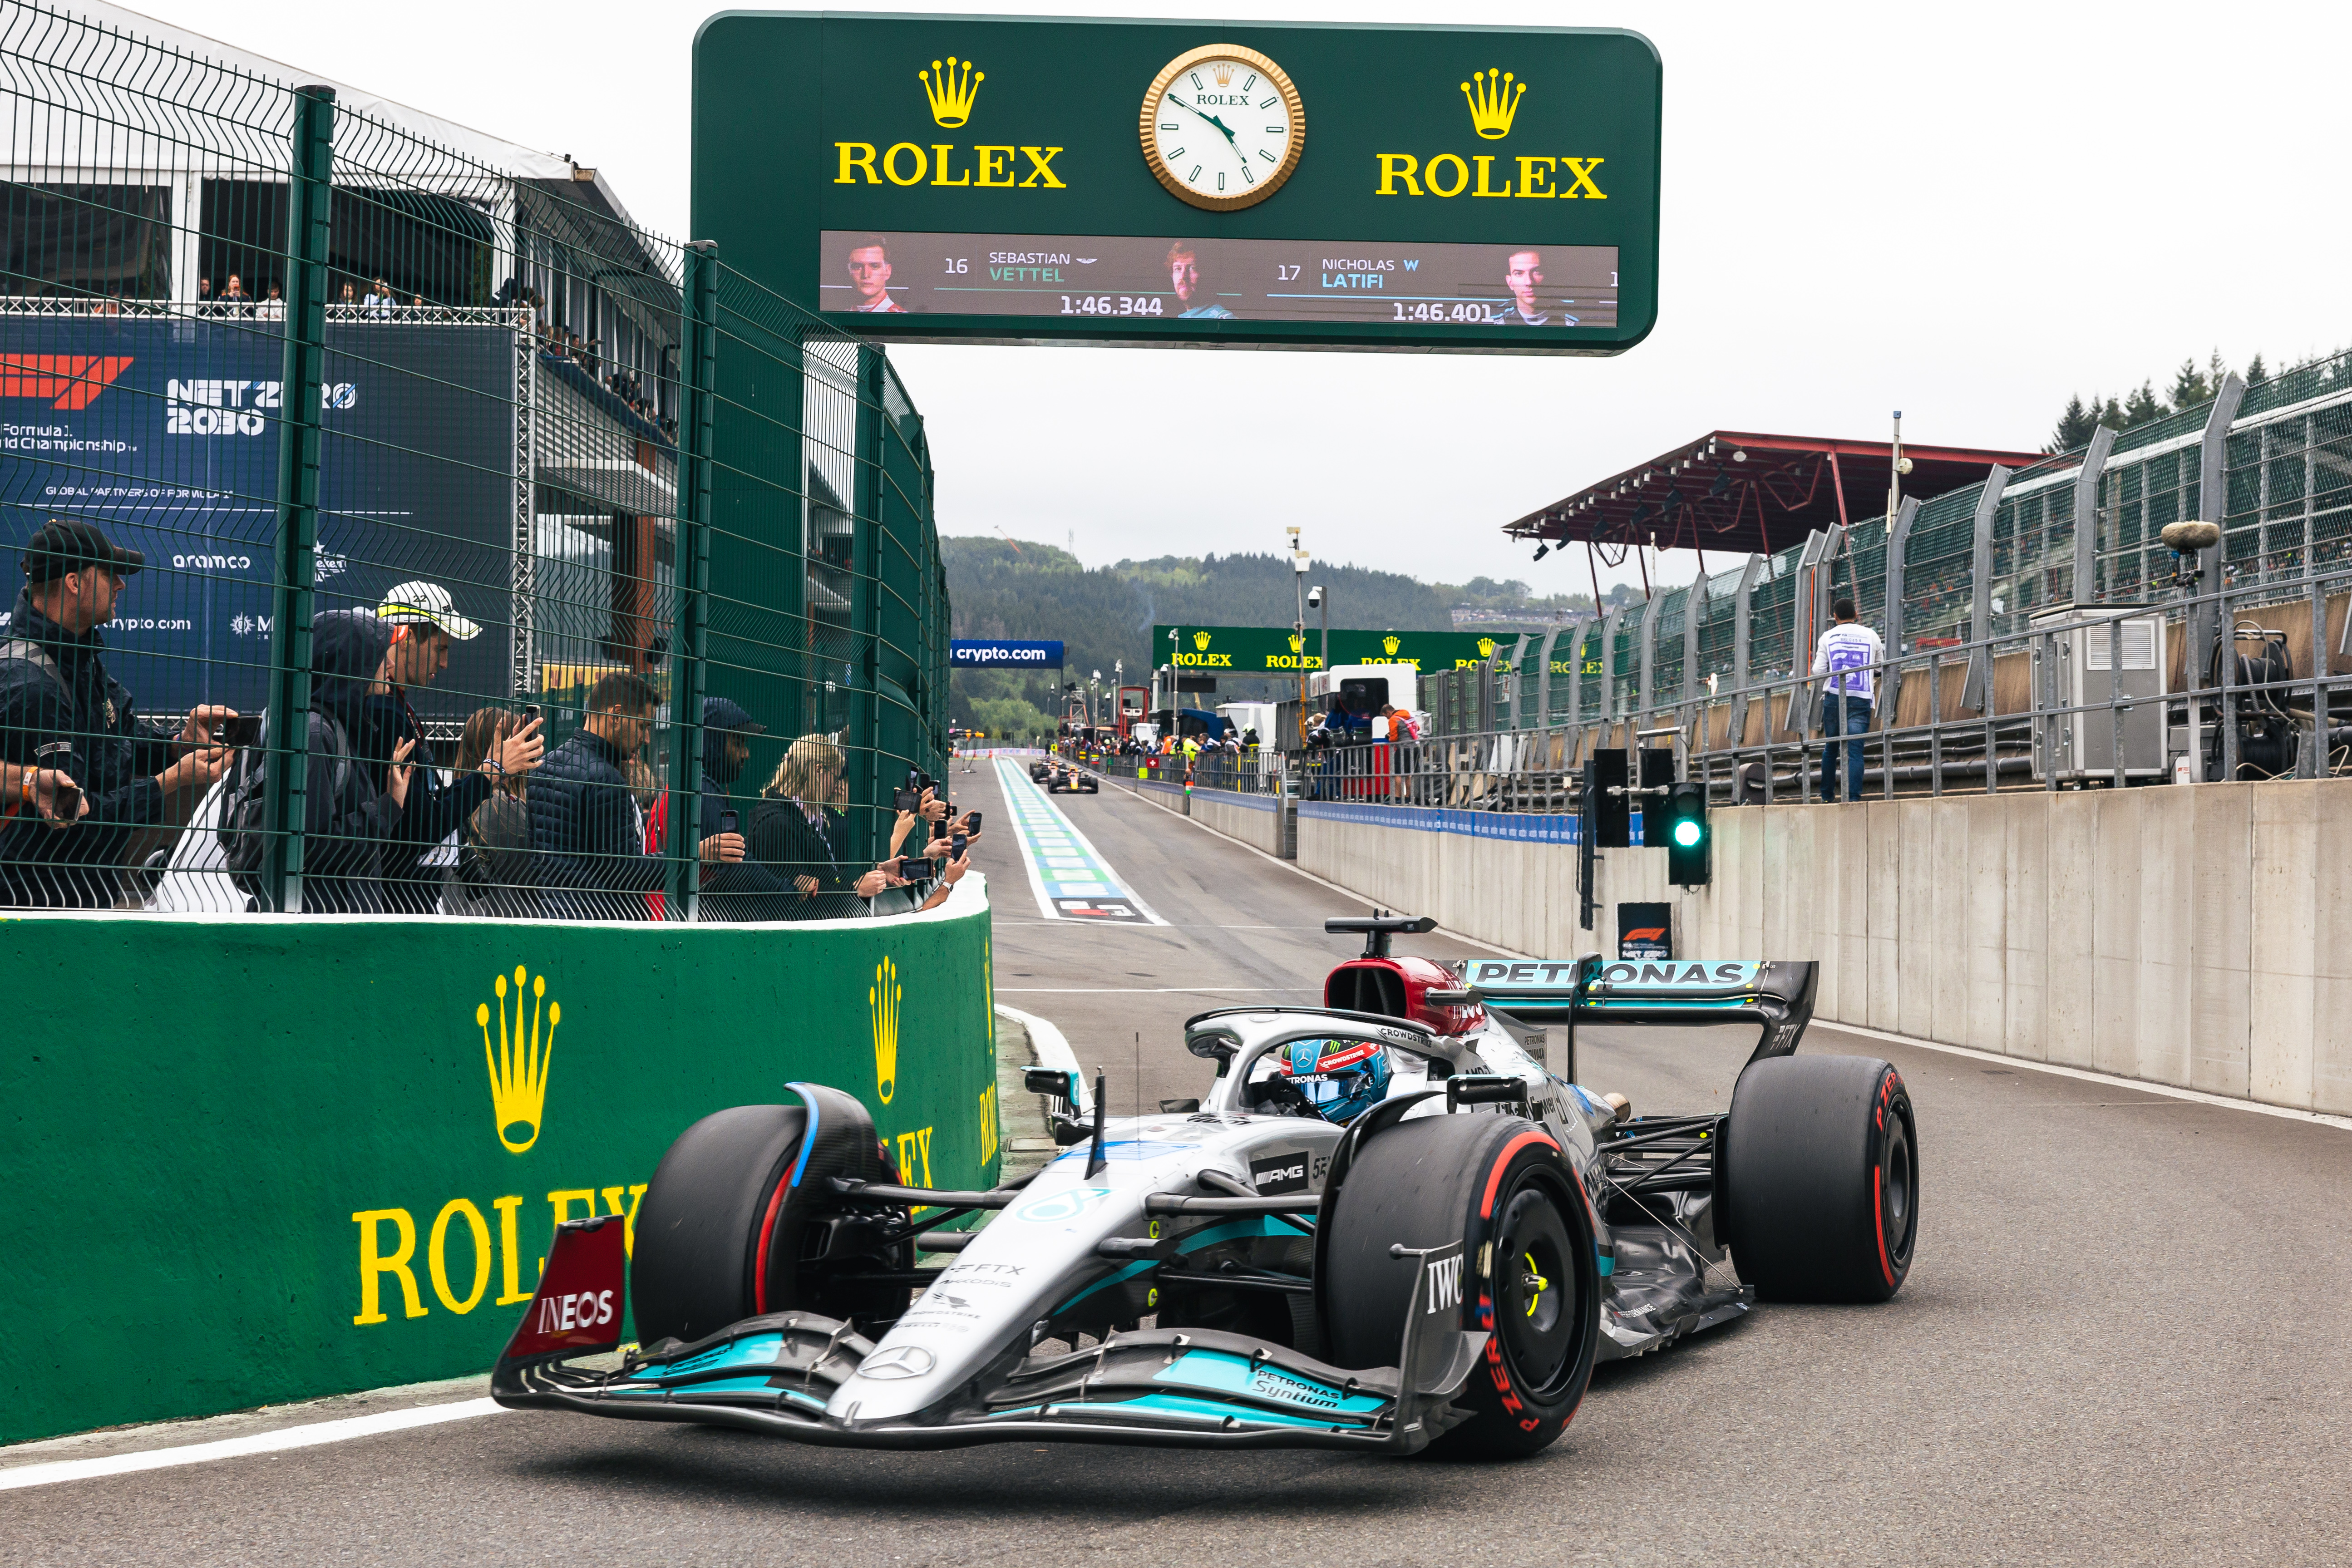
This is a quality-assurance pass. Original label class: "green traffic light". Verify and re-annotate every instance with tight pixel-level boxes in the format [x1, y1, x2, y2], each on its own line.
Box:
[1671, 818, 1703, 848]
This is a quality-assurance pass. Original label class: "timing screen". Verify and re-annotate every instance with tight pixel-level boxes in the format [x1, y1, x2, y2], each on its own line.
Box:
[820, 231, 1619, 328]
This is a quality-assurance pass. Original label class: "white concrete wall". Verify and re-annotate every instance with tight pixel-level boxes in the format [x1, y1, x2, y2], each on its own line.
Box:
[1277, 781, 2352, 1118]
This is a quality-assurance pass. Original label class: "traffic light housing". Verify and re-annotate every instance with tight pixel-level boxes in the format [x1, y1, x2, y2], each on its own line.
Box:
[1664, 779, 1711, 886]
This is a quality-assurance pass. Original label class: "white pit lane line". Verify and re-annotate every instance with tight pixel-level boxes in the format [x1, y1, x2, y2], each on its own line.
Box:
[0, 1398, 505, 1490]
[993, 759, 1166, 924]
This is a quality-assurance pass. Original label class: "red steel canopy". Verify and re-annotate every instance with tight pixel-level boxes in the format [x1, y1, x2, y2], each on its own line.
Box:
[1502, 431, 2049, 563]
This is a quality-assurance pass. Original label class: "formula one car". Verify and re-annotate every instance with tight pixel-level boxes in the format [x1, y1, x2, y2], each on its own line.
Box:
[495, 914, 1917, 1458]
[1029, 758, 1052, 782]
[1044, 762, 1098, 794]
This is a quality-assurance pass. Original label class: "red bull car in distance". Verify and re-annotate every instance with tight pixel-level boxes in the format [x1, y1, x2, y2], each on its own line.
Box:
[494, 914, 1917, 1459]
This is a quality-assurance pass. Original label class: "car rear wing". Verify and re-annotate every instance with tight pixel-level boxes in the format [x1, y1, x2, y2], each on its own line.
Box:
[1430, 955, 1819, 1077]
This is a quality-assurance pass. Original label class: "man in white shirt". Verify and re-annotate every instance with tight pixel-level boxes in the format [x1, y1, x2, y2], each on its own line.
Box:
[1810, 597, 1883, 802]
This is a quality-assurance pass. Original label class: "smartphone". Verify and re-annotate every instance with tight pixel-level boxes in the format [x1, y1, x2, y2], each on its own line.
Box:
[891, 766, 922, 814]
[951, 832, 969, 860]
[218, 713, 262, 748]
[719, 809, 738, 836]
[898, 854, 932, 881]
[962, 810, 982, 835]
[521, 703, 542, 725]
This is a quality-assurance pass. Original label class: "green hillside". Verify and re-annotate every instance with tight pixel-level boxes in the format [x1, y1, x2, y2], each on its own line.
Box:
[944, 539, 1455, 741]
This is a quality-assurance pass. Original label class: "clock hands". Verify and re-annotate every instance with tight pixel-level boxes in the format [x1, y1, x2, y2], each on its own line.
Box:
[1166, 93, 1245, 160]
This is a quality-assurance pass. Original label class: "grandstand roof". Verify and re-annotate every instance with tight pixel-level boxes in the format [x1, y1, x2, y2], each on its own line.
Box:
[1502, 431, 2049, 562]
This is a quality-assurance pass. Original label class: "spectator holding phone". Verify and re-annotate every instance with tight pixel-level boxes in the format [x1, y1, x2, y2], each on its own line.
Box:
[292, 611, 421, 912]
[443, 707, 540, 918]
[365, 581, 542, 912]
[649, 695, 783, 920]
[0, 519, 234, 907]
[530, 671, 666, 920]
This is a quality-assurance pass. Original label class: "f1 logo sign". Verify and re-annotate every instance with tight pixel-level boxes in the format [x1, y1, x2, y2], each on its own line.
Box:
[0, 355, 134, 409]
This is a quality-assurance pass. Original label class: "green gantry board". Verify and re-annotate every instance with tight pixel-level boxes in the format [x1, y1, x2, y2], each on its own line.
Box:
[692, 14, 1662, 353]
[1155, 624, 1535, 675]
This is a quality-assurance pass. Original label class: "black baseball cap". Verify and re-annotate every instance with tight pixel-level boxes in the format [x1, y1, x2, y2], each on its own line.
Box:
[22, 518, 144, 583]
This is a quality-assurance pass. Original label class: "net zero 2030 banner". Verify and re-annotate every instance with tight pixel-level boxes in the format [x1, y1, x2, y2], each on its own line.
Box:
[691, 16, 1661, 353]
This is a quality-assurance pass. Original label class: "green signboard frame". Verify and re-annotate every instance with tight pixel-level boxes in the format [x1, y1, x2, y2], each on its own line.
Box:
[1156, 623, 1533, 676]
[693, 14, 1662, 353]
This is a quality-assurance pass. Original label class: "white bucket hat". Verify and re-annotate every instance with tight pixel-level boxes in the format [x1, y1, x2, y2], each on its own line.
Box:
[376, 579, 482, 641]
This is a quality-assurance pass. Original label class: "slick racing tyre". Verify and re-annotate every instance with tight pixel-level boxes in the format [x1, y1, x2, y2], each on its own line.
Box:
[1321, 1114, 1600, 1459]
[631, 1084, 901, 1347]
[1722, 1055, 1917, 1303]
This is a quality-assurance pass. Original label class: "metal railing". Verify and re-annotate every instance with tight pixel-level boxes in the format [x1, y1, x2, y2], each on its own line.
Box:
[0, 0, 952, 918]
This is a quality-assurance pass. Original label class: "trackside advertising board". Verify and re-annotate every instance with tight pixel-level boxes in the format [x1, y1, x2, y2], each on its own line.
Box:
[0, 890, 1000, 1444]
[692, 15, 1662, 352]
[1156, 623, 1531, 675]
[951, 638, 1064, 667]
[1, 317, 514, 722]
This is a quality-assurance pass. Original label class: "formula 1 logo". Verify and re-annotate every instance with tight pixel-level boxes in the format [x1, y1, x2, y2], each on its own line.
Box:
[1426, 1250, 1464, 1315]
[0, 355, 133, 409]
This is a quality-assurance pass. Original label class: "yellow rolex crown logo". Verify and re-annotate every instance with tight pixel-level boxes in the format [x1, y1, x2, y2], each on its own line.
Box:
[1193, 631, 1211, 651]
[1478, 636, 1498, 657]
[1383, 634, 1401, 656]
[478, 966, 558, 1154]
[920, 56, 983, 128]
[1211, 61, 1235, 86]
[1288, 632, 1303, 653]
[871, 955, 901, 1105]
[1460, 68, 1525, 140]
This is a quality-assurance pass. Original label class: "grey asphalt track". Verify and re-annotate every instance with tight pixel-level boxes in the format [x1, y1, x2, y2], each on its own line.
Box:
[6, 764, 2350, 1566]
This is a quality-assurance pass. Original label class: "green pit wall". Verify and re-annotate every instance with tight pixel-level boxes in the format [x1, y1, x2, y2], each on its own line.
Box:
[0, 885, 998, 1445]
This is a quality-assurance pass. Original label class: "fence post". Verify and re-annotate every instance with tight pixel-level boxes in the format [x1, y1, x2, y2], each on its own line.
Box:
[1962, 466, 2011, 712]
[261, 84, 334, 914]
[2071, 425, 2118, 604]
[2191, 374, 2247, 778]
[666, 241, 719, 918]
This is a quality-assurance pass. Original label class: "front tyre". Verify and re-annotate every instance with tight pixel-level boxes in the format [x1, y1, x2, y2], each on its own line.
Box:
[1321, 1115, 1600, 1459]
[1723, 1055, 1918, 1303]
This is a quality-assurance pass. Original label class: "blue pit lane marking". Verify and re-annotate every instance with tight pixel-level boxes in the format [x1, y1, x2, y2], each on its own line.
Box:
[994, 759, 1166, 924]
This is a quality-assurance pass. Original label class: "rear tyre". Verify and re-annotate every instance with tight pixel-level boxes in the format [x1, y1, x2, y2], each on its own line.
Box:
[631, 1085, 897, 1347]
[1321, 1114, 1599, 1459]
[1723, 1055, 1917, 1303]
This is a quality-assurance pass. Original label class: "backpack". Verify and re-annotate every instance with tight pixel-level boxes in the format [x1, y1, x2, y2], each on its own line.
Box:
[218, 709, 353, 897]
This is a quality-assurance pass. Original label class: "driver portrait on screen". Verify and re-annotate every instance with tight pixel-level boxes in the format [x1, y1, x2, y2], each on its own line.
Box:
[845, 237, 907, 313]
[1490, 249, 1577, 327]
[1169, 242, 1233, 319]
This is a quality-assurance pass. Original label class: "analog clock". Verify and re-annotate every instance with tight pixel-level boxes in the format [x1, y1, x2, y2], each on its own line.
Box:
[1139, 44, 1304, 212]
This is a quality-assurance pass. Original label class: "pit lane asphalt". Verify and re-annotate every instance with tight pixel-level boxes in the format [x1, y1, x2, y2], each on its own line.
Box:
[7, 764, 2351, 1566]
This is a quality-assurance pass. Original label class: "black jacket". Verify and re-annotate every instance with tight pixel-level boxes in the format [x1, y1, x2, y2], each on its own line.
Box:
[295, 611, 409, 913]
[748, 794, 866, 920]
[355, 685, 492, 915]
[0, 589, 178, 907]
[529, 726, 660, 919]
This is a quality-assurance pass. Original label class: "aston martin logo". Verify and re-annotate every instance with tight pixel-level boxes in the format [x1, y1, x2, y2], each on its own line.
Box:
[479, 966, 558, 1154]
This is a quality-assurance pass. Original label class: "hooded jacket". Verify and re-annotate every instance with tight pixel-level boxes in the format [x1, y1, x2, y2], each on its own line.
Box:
[297, 611, 409, 912]
[0, 586, 180, 907]
[531, 722, 661, 919]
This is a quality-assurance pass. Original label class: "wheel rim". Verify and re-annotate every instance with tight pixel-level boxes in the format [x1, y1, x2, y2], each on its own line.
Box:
[1881, 1112, 1917, 1268]
[1490, 1179, 1585, 1397]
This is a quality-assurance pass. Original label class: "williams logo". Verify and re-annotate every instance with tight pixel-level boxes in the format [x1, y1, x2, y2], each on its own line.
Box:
[479, 966, 558, 1154]
[1460, 68, 1525, 138]
[920, 56, 983, 127]
[872, 955, 900, 1105]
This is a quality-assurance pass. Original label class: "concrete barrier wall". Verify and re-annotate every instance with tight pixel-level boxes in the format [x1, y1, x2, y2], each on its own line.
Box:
[1189, 788, 1285, 857]
[1284, 783, 2352, 1118]
[0, 883, 1001, 1445]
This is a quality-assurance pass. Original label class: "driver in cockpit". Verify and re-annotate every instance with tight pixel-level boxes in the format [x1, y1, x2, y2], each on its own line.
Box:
[1250, 1037, 1394, 1122]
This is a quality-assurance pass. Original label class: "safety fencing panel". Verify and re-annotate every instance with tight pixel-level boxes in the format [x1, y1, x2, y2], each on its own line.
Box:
[1, 0, 950, 921]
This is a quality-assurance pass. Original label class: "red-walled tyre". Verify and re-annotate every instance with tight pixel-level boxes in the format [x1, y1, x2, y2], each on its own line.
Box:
[1321, 1113, 1601, 1459]
[1723, 1055, 1918, 1303]
[630, 1084, 902, 1348]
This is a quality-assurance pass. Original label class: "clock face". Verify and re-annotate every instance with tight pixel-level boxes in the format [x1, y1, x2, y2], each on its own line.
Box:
[1139, 44, 1304, 212]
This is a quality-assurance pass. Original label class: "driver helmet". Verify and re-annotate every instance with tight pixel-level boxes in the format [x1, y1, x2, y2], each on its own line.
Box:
[1271, 1037, 1391, 1124]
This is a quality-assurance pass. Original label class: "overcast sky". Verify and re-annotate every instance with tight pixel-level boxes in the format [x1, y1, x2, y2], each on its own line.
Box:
[124, 0, 2352, 594]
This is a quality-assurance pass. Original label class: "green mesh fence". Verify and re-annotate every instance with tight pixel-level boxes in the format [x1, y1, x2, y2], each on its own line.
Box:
[0, 0, 947, 916]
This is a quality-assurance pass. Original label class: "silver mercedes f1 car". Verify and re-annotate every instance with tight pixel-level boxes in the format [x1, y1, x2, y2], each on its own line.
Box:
[494, 913, 1918, 1459]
